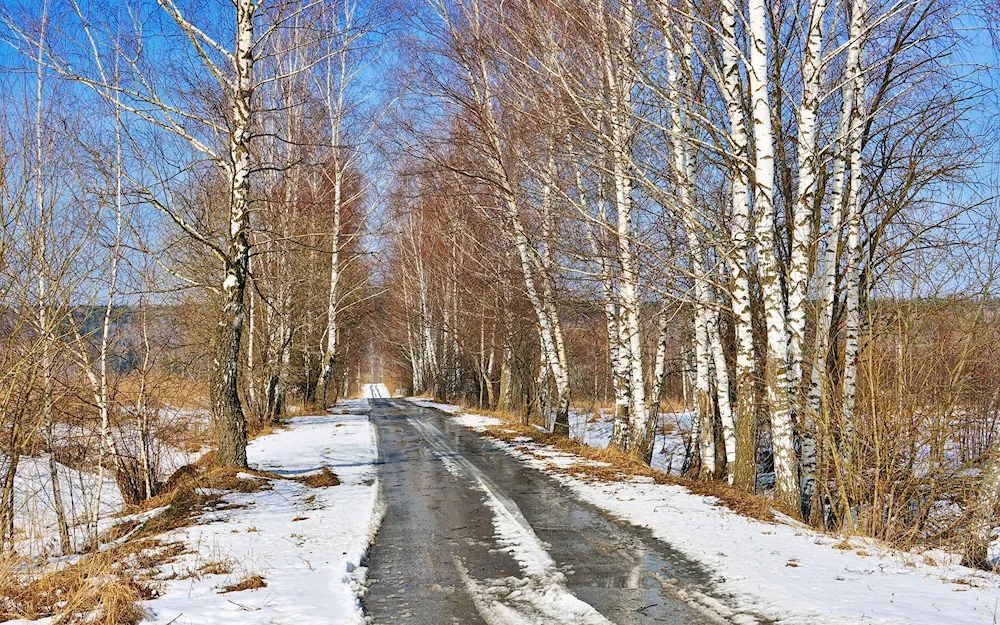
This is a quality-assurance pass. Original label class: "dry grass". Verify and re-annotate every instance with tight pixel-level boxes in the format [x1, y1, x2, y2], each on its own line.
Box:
[285, 399, 326, 416]
[0, 538, 186, 624]
[198, 560, 234, 576]
[98, 518, 143, 545]
[294, 468, 340, 488]
[116, 373, 207, 411]
[483, 422, 776, 522]
[132, 465, 269, 540]
[219, 575, 266, 594]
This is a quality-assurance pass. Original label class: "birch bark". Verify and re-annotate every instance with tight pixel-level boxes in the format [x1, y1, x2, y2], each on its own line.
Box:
[748, 0, 799, 510]
[33, 6, 71, 552]
[793, 0, 829, 516]
[209, 0, 256, 467]
[708, 306, 737, 482]
[840, 0, 868, 474]
[720, 0, 759, 492]
[663, 3, 710, 468]
[641, 309, 672, 460]
[806, 0, 865, 521]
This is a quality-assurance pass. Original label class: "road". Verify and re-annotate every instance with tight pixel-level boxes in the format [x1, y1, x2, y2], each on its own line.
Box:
[362, 399, 721, 625]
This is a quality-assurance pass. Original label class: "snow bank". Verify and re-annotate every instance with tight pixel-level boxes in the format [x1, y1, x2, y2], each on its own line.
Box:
[143, 399, 382, 625]
[404, 397, 464, 413]
[5, 454, 124, 557]
[409, 400, 689, 473]
[464, 418, 1000, 625]
[452, 413, 504, 432]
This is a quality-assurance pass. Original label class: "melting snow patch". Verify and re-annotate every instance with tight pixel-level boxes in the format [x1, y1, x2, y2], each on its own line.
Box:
[140, 404, 382, 625]
[469, 421, 1000, 625]
[452, 413, 504, 431]
[404, 397, 465, 414]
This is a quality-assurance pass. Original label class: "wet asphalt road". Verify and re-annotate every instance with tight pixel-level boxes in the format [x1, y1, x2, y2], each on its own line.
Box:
[362, 399, 718, 625]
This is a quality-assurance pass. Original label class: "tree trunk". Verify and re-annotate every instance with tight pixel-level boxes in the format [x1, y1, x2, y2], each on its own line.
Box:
[1, 423, 19, 552]
[749, 0, 799, 512]
[638, 309, 671, 463]
[792, 0, 829, 518]
[840, 0, 868, 492]
[211, 0, 256, 468]
[708, 307, 736, 482]
[721, 0, 758, 493]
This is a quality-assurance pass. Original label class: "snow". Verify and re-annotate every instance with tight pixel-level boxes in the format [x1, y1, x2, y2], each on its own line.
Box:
[409, 399, 689, 473]
[4, 454, 123, 556]
[452, 412, 504, 431]
[408, 416, 611, 625]
[404, 396, 464, 413]
[453, 413, 1000, 625]
[141, 399, 382, 625]
[568, 409, 690, 474]
[361, 383, 390, 398]
[2, 407, 210, 557]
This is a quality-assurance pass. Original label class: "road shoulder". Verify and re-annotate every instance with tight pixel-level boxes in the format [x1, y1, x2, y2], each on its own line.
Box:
[140, 399, 382, 625]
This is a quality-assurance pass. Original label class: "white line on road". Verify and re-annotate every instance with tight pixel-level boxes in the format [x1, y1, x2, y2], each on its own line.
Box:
[406, 416, 613, 625]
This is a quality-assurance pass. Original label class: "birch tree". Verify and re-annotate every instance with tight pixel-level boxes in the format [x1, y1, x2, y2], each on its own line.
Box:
[747, 0, 799, 510]
[715, 0, 759, 491]
[413, 0, 573, 433]
[36, 0, 304, 467]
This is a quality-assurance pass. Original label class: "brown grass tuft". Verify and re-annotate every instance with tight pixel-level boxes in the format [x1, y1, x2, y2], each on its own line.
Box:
[0, 539, 176, 625]
[294, 468, 340, 488]
[133, 464, 271, 539]
[220, 575, 266, 594]
[198, 560, 233, 576]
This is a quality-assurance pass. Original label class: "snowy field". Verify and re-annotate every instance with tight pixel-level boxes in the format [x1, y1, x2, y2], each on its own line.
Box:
[3, 407, 208, 557]
[141, 399, 382, 625]
[441, 404, 1000, 625]
[568, 408, 690, 474]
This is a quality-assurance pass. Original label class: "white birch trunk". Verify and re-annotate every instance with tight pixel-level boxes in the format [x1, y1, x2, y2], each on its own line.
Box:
[320, 162, 342, 401]
[720, 0, 758, 491]
[805, 0, 865, 517]
[664, 6, 709, 468]
[841, 8, 867, 469]
[793, 0, 829, 517]
[33, 9, 71, 553]
[695, 307, 715, 477]
[210, 0, 255, 466]
[682, 343, 702, 475]
[137, 298, 155, 500]
[645, 309, 671, 452]
[587, 223, 631, 450]
[788, 0, 828, 395]
[538, 150, 572, 433]
[708, 307, 737, 482]
[89, 92, 125, 540]
[749, 0, 799, 510]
